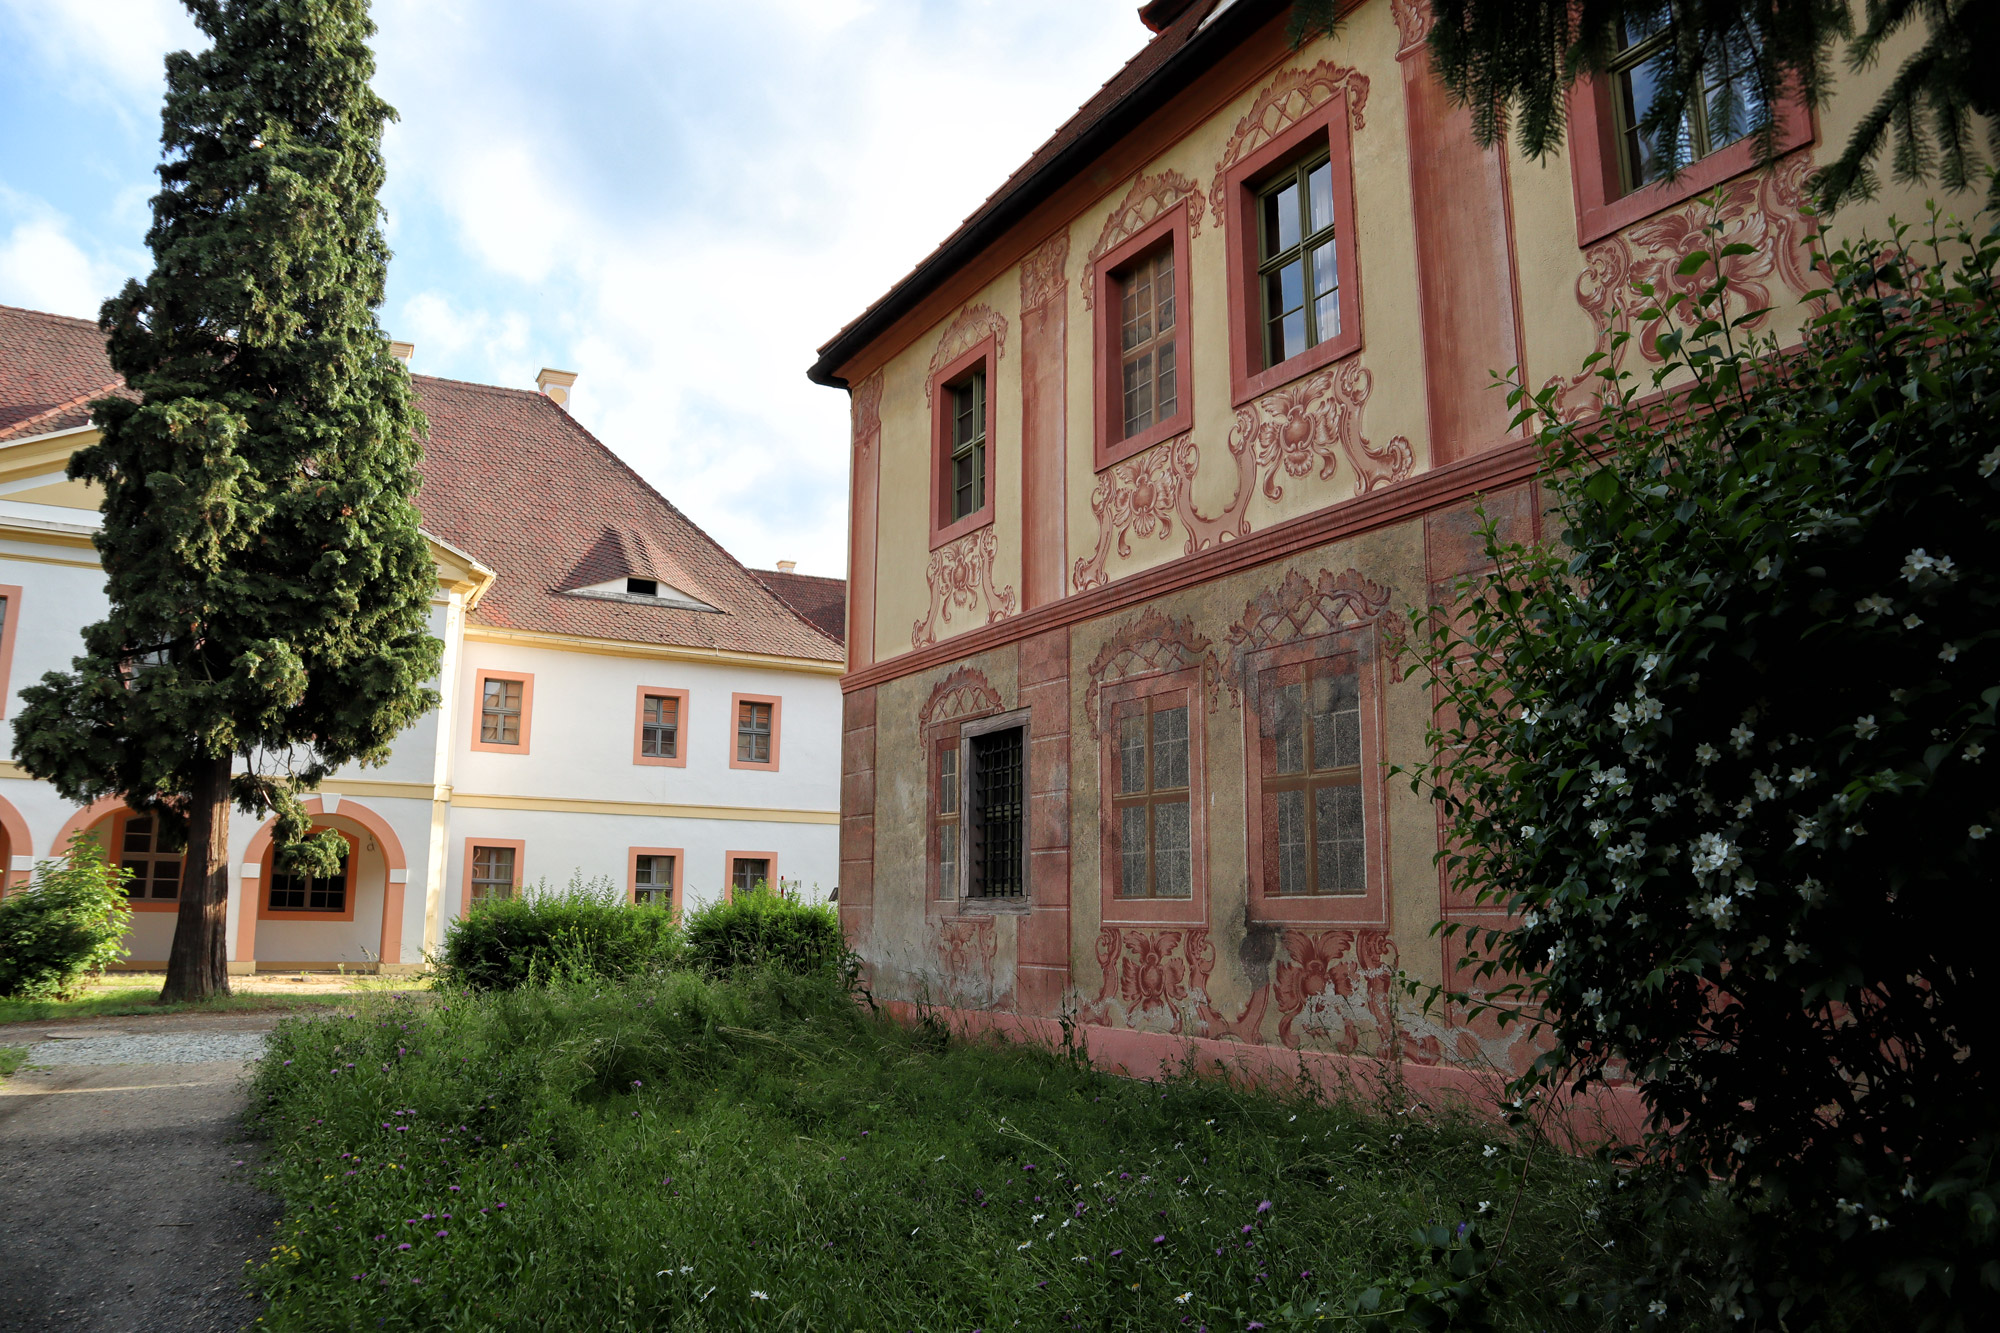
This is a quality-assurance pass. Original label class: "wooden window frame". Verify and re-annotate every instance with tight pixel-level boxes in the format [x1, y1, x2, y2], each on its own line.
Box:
[928, 337, 998, 549]
[729, 692, 783, 771]
[110, 809, 184, 914]
[1097, 670, 1206, 927]
[258, 824, 359, 922]
[0, 584, 22, 721]
[1092, 201, 1195, 471]
[460, 837, 526, 916]
[954, 707, 1032, 911]
[470, 669, 535, 754]
[930, 732, 963, 904]
[1566, 69, 1813, 247]
[1222, 93, 1362, 407]
[1240, 630, 1390, 925]
[628, 846, 685, 910]
[724, 850, 780, 901]
[633, 686, 690, 768]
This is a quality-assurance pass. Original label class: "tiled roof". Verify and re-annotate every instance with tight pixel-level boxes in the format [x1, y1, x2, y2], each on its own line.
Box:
[0, 301, 840, 662]
[0, 303, 129, 443]
[753, 569, 846, 646]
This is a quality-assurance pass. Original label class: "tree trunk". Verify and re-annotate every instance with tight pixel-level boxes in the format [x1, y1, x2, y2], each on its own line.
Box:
[161, 753, 233, 1002]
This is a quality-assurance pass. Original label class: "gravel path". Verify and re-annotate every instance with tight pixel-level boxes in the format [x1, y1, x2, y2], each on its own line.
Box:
[0, 1015, 281, 1333]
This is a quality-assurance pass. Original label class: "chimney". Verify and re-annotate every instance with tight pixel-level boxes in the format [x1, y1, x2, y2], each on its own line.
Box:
[388, 340, 414, 364]
[536, 367, 578, 409]
[776, 560, 797, 574]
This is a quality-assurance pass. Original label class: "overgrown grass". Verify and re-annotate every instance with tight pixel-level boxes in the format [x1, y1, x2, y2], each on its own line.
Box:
[0, 1046, 24, 1080]
[0, 978, 421, 1028]
[245, 971, 1641, 1331]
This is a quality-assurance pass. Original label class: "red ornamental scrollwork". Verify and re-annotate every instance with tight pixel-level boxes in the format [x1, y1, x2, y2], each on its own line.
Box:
[1390, 0, 1434, 57]
[936, 916, 998, 983]
[918, 665, 1004, 730]
[1070, 436, 1247, 593]
[1081, 170, 1206, 310]
[1019, 229, 1071, 311]
[912, 527, 1018, 650]
[1083, 926, 1218, 1035]
[850, 369, 883, 460]
[1209, 62, 1371, 225]
[1227, 359, 1413, 501]
[1083, 606, 1233, 739]
[924, 303, 1009, 407]
[1544, 152, 1821, 421]
[1224, 566, 1394, 677]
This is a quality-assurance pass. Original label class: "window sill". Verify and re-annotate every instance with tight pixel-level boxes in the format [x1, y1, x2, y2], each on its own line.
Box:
[1095, 413, 1192, 474]
[957, 897, 1033, 916]
[930, 510, 993, 553]
[1231, 330, 1361, 409]
[1248, 894, 1382, 927]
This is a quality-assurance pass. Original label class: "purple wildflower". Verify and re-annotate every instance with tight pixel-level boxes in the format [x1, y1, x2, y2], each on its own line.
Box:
[1256, 1200, 1272, 1215]
[1110, 1249, 1124, 1258]
[436, 1230, 448, 1238]
[397, 1243, 411, 1252]
[1153, 1235, 1167, 1245]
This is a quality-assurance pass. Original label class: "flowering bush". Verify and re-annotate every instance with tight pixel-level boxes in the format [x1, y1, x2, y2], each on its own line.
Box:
[1403, 210, 1998, 1327]
[0, 837, 131, 999]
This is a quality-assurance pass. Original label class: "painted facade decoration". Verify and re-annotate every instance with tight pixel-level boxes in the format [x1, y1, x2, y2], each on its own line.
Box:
[811, 0, 1953, 1089]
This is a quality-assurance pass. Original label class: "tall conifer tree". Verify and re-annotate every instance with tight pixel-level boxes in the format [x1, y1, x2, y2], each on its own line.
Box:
[11, 0, 441, 1002]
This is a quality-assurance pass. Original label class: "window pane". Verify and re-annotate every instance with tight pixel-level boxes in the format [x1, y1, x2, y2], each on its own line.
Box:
[1121, 264, 1154, 350]
[1154, 250, 1175, 333]
[1152, 799, 1192, 898]
[122, 815, 152, 854]
[1118, 715, 1147, 794]
[939, 822, 957, 897]
[1309, 240, 1339, 332]
[733, 858, 769, 891]
[1151, 705, 1189, 791]
[1123, 350, 1155, 437]
[1315, 784, 1365, 894]
[153, 859, 180, 899]
[939, 747, 958, 815]
[1120, 805, 1148, 896]
[1154, 340, 1177, 423]
[1314, 291, 1341, 344]
[1275, 790, 1307, 895]
[1310, 670, 1361, 770]
[971, 442, 985, 512]
[1263, 180, 1301, 256]
[1307, 160, 1334, 235]
[122, 860, 147, 899]
[1272, 682, 1305, 774]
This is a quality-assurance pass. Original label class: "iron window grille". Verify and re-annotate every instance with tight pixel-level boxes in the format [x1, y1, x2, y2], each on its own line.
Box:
[936, 744, 959, 899]
[966, 725, 1026, 899]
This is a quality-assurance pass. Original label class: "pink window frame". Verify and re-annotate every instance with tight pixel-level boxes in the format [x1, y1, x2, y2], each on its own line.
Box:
[729, 692, 782, 771]
[628, 845, 685, 910]
[724, 850, 779, 901]
[1092, 200, 1196, 471]
[0, 584, 22, 719]
[633, 685, 691, 768]
[1239, 630, 1390, 926]
[460, 837, 526, 916]
[928, 336, 999, 549]
[1221, 92, 1363, 407]
[470, 669, 535, 755]
[1097, 667, 1207, 928]
[1566, 73, 1816, 247]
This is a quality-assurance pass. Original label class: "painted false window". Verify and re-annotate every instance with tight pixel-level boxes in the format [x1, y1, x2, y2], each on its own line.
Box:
[470, 845, 517, 903]
[270, 838, 350, 913]
[1609, 15, 1763, 195]
[1258, 152, 1340, 369]
[1113, 699, 1193, 899]
[736, 700, 773, 764]
[936, 744, 960, 899]
[732, 856, 771, 893]
[634, 854, 676, 907]
[1259, 657, 1364, 896]
[966, 725, 1025, 899]
[480, 677, 525, 745]
[120, 813, 183, 901]
[1116, 242, 1178, 439]
[946, 369, 987, 523]
[641, 693, 679, 759]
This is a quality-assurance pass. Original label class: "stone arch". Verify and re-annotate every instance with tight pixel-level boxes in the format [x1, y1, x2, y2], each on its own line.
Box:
[51, 794, 130, 859]
[236, 796, 409, 972]
[0, 792, 29, 891]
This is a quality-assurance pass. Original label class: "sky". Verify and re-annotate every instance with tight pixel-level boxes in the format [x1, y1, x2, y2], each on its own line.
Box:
[0, 0, 1150, 577]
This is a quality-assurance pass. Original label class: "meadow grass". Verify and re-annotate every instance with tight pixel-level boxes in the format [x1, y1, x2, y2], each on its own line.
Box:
[0, 1045, 24, 1079]
[246, 971, 1617, 1332]
[0, 977, 421, 1028]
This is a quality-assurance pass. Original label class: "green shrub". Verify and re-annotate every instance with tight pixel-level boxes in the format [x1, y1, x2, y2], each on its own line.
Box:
[436, 875, 682, 992]
[683, 885, 847, 976]
[1404, 208, 1999, 1326]
[0, 837, 133, 999]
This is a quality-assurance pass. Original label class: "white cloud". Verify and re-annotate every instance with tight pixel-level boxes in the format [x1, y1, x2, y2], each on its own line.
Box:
[0, 193, 133, 320]
[0, 0, 198, 107]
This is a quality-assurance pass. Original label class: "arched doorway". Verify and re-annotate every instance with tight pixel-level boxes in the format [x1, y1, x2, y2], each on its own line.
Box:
[0, 793, 29, 895]
[236, 796, 408, 972]
[53, 795, 176, 966]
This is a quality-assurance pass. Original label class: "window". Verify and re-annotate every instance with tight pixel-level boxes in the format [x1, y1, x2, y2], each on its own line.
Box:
[1609, 15, 1764, 195]
[935, 743, 960, 900]
[1261, 661, 1364, 896]
[929, 339, 997, 547]
[470, 845, 516, 903]
[966, 724, 1025, 900]
[120, 813, 183, 902]
[733, 856, 771, 893]
[1117, 243, 1178, 438]
[634, 853, 676, 907]
[1257, 153, 1340, 370]
[471, 670, 534, 753]
[0, 584, 20, 721]
[947, 370, 987, 522]
[730, 693, 782, 770]
[269, 836, 351, 913]
[642, 694, 679, 758]
[1113, 699, 1193, 899]
[626, 577, 658, 596]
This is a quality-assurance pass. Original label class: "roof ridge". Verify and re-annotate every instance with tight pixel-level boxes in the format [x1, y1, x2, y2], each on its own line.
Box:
[0, 301, 103, 329]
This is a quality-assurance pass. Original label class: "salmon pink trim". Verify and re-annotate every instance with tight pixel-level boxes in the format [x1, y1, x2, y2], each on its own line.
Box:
[469, 669, 535, 755]
[1567, 76, 1815, 248]
[0, 584, 22, 720]
[236, 798, 410, 965]
[723, 850, 780, 901]
[627, 846, 685, 910]
[460, 837, 526, 917]
[1221, 93, 1362, 407]
[632, 685, 691, 768]
[928, 336, 999, 550]
[0, 794, 29, 891]
[1092, 200, 1195, 471]
[255, 825, 360, 923]
[728, 692, 783, 771]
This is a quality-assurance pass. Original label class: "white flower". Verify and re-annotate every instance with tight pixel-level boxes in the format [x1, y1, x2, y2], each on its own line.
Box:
[1854, 715, 1878, 740]
[1847, 823, 1868, 837]
[1971, 825, 1990, 841]
[1730, 724, 1754, 752]
[1734, 796, 1756, 818]
[1903, 613, 1924, 629]
[1483, 1145, 1499, 1158]
[1939, 643, 1959, 663]
[1870, 1215, 1891, 1232]
[1582, 988, 1603, 1007]
[1649, 1300, 1669, 1316]
[1030, 1213, 1045, 1224]
[1855, 594, 1893, 615]
[1477, 1200, 1492, 1213]
[1519, 707, 1540, 727]
[1589, 819, 1610, 838]
[1703, 894, 1736, 925]
[1017, 1241, 1032, 1251]
[1074, 1255, 1090, 1263]
[1750, 935, 1770, 955]
[1733, 1135, 1752, 1154]
[1836, 1198, 1864, 1216]
[1520, 825, 1538, 840]
[1965, 743, 1986, 763]
[1753, 555, 1775, 579]
[1902, 1176, 1919, 1199]
[1175, 1292, 1192, 1305]
[1690, 833, 1741, 877]
[1735, 874, 1758, 893]
[1612, 701, 1634, 729]
[1784, 940, 1810, 963]
[749, 1290, 770, 1301]
[1793, 816, 1820, 845]
[1900, 549, 1937, 581]
[1696, 743, 1720, 766]
[1981, 444, 2000, 477]
[1652, 794, 1677, 812]
[1547, 941, 1567, 964]
[1641, 653, 1661, 677]
[1789, 767, 1816, 787]
[1754, 773, 1778, 800]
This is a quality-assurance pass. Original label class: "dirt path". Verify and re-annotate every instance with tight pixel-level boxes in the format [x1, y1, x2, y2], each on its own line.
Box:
[0, 1014, 281, 1333]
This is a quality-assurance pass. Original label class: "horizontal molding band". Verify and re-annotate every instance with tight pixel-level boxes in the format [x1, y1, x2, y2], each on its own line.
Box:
[846, 433, 1545, 693]
[463, 624, 845, 675]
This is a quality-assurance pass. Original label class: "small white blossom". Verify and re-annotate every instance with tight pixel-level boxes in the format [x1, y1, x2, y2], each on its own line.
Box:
[1733, 796, 1756, 818]
[1753, 773, 1778, 801]
[1477, 1200, 1492, 1213]
[1793, 816, 1820, 845]
[1696, 743, 1720, 766]
[1855, 594, 1894, 615]
[1016, 1241, 1032, 1251]
[1870, 1215, 1891, 1232]
[1939, 643, 1959, 663]
[1519, 707, 1540, 727]
[1703, 894, 1737, 925]
[1902, 1176, 1919, 1199]
[1753, 555, 1775, 579]
[1582, 988, 1603, 1008]
[1612, 701, 1634, 729]
[1784, 940, 1810, 963]
[1900, 549, 1939, 581]
[1836, 1198, 1864, 1216]
[1589, 819, 1611, 838]
[1175, 1292, 1192, 1305]
[1750, 935, 1771, 955]
[1030, 1213, 1044, 1224]
[1981, 445, 2000, 477]
[749, 1291, 770, 1301]
[1971, 825, 1990, 841]
[1547, 942, 1567, 964]
[1649, 1300, 1670, 1316]
[1847, 823, 1868, 837]
[1854, 715, 1878, 740]
[1641, 653, 1661, 677]
[1730, 724, 1755, 752]
[1965, 743, 1986, 763]
[1691, 833, 1741, 877]
[1483, 1145, 1499, 1158]
[1903, 613, 1924, 629]
[1652, 794, 1677, 812]
[1789, 767, 1816, 787]
[1733, 1135, 1752, 1154]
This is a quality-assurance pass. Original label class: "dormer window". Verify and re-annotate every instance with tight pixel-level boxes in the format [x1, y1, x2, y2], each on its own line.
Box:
[563, 575, 717, 612]
[626, 577, 658, 596]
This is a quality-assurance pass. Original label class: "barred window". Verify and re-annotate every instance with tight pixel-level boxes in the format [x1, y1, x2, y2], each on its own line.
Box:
[966, 726, 1025, 899]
